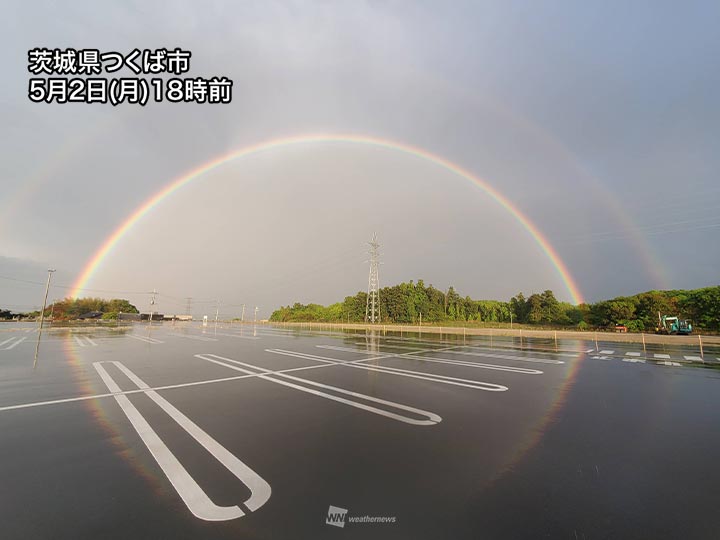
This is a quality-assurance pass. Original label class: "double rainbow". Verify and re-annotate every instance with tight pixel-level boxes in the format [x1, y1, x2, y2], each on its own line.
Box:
[70, 134, 584, 304]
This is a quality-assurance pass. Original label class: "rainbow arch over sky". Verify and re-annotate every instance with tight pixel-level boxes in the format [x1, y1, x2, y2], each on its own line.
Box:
[70, 133, 585, 304]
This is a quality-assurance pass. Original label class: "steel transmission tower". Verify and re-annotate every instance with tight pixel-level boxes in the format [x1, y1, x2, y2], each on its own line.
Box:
[365, 233, 381, 323]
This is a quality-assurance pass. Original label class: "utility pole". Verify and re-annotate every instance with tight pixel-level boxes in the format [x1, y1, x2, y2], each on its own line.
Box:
[254, 306, 259, 323]
[241, 304, 246, 322]
[365, 233, 381, 324]
[215, 300, 220, 326]
[185, 297, 193, 318]
[148, 289, 157, 325]
[37, 269, 55, 331]
[510, 312, 513, 329]
[34, 269, 55, 364]
[49, 298, 58, 323]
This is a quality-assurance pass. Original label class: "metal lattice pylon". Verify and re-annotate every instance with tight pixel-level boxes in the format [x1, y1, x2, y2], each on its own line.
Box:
[365, 233, 380, 323]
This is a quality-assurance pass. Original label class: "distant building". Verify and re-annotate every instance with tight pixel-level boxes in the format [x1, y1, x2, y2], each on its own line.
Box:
[163, 314, 193, 321]
[140, 312, 164, 321]
[118, 313, 141, 321]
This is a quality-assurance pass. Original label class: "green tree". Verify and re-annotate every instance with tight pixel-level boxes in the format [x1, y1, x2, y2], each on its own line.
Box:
[510, 293, 528, 323]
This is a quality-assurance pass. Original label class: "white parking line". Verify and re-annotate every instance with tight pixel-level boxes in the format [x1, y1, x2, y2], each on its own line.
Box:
[127, 334, 164, 344]
[93, 361, 270, 521]
[454, 343, 579, 358]
[168, 333, 218, 342]
[7, 336, 26, 349]
[73, 336, 86, 347]
[626, 352, 641, 357]
[195, 353, 442, 426]
[622, 358, 646, 363]
[424, 348, 564, 365]
[0, 337, 18, 348]
[654, 354, 671, 359]
[268, 349, 508, 392]
[380, 338, 580, 357]
[85, 337, 98, 347]
[599, 350, 614, 355]
[0, 352, 440, 414]
[0, 339, 499, 416]
[683, 356, 703, 362]
[1, 336, 26, 350]
[316, 345, 543, 375]
[208, 332, 259, 340]
[397, 353, 543, 375]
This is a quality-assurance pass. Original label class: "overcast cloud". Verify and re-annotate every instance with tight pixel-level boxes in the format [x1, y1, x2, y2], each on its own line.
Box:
[1, 0, 718, 316]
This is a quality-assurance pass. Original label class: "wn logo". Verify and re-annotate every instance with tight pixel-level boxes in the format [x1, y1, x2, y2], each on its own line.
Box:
[326, 505, 348, 528]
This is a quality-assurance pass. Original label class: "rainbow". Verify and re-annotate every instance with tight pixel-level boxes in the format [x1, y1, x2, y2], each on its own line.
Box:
[70, 134, 584, 303]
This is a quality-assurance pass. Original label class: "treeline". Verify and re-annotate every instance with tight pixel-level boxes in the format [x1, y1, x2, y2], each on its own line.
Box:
[586, 287, 720, 332]
[36, 298, 139, 320]
[270, 280, 562, 325]
[269, 280, 720, 331]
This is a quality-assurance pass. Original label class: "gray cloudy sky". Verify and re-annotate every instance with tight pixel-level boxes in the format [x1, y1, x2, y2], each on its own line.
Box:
[1, 0, 719, 316]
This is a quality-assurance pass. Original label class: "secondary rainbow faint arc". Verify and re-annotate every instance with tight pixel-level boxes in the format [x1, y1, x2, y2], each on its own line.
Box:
[70, 134, 584, 304]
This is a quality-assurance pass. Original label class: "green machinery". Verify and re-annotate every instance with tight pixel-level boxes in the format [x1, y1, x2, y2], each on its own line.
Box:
[656, 313, 693, 335]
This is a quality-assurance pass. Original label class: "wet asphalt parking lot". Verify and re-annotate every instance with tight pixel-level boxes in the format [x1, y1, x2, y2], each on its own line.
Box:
[1, 322, 719, 539]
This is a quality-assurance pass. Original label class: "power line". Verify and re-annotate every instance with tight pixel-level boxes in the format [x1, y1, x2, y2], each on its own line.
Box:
[0, 275, 46, 286]
[0, 275, 150, 295]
